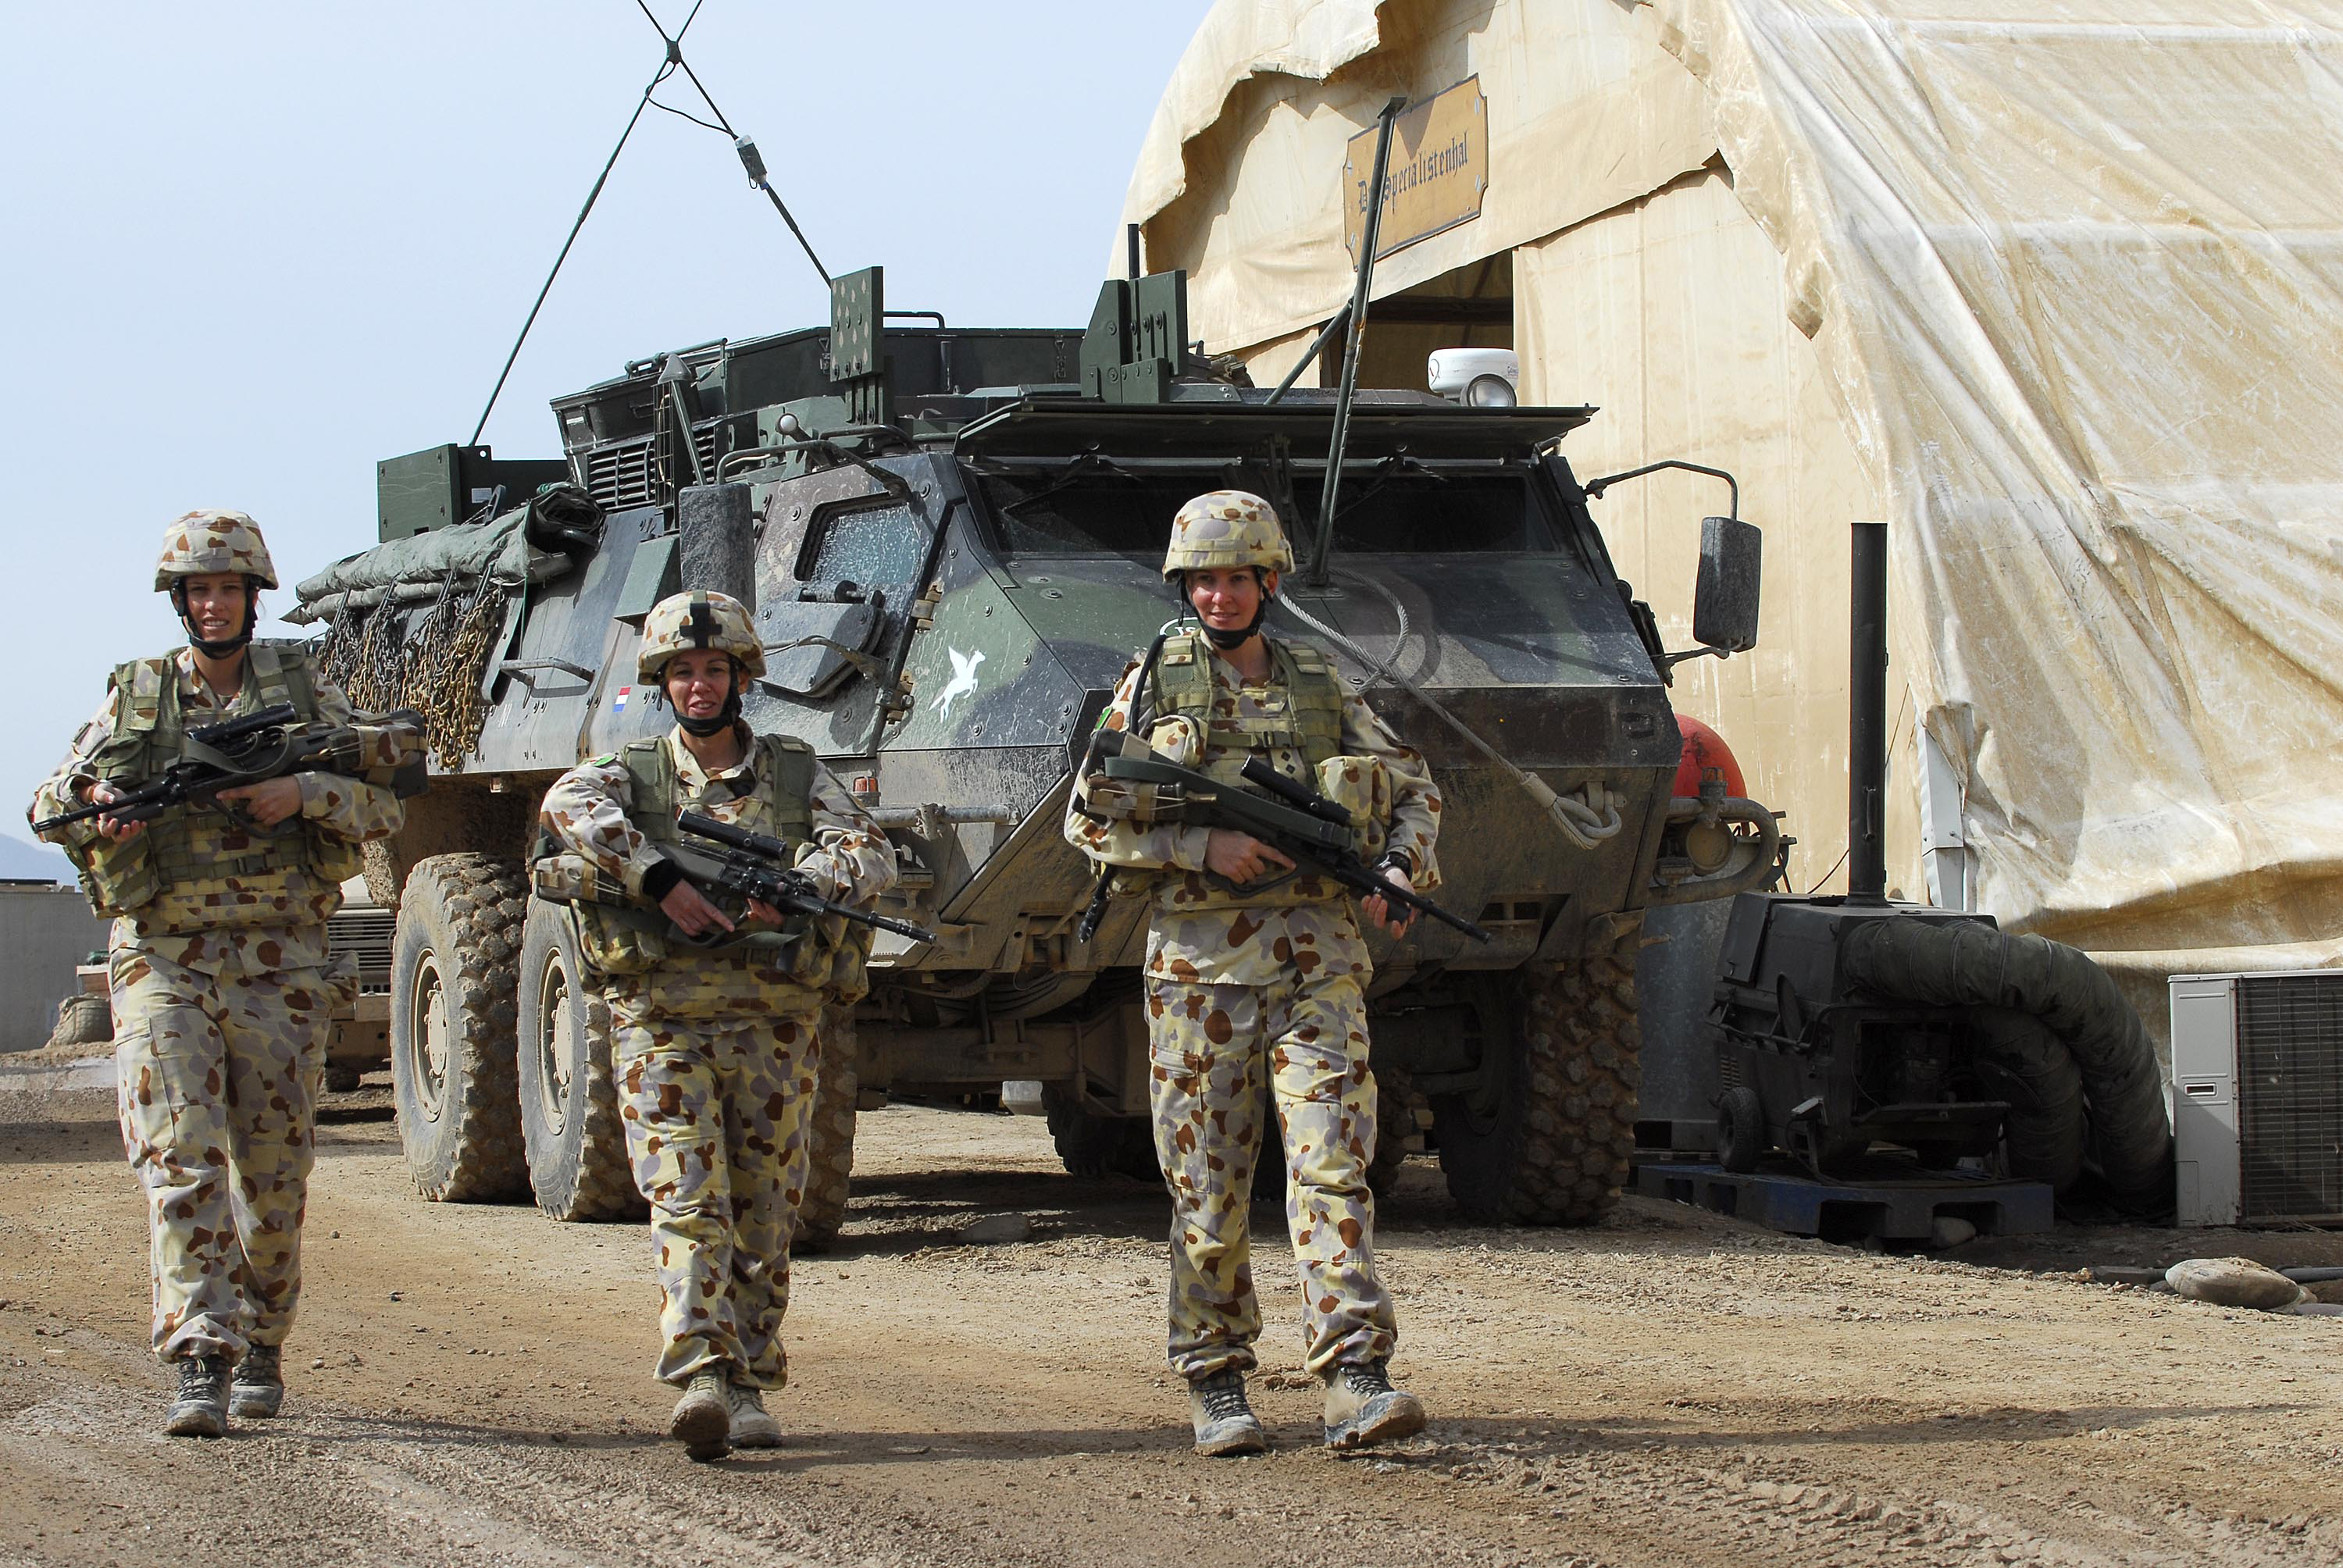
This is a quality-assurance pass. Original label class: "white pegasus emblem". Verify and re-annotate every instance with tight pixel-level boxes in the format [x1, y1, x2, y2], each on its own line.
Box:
[932, 647, 985, 719]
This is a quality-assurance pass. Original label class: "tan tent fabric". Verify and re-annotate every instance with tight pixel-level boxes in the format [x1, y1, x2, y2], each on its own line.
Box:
[1126, 0, 2343, 995]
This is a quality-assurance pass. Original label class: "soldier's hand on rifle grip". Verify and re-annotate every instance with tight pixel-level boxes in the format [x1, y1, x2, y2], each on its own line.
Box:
[214, 776, 304, 828]
[741, 896, 786, 928]
[1206, 828, 1295, 886]
[1363, 866, 1418, 938]
[660, 880, 736, 937]
[81, 781, 145, 843]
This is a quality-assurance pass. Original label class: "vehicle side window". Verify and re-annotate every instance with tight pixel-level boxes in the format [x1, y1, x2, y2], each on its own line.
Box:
[798, 504, 925, 586]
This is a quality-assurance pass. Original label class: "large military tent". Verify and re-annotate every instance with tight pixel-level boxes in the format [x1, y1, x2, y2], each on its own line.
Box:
[1121, 0, 2343, 1017]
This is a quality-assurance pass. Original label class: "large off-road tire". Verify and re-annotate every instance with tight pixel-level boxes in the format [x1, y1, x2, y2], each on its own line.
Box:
[515, 901, 644, 1222]
[1044, 1084, 1159, 1181]
[794, 1005, 860, 1253]
[1716, 1085, 1766, 1174]
[1429, 924, 1642, 1225]
[390, 853, 530, 1202]
[1365, 1067, 1417, 1199]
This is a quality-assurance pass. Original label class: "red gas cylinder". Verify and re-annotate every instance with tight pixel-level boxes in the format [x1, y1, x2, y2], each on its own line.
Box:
[1672, 714, 1746, 797]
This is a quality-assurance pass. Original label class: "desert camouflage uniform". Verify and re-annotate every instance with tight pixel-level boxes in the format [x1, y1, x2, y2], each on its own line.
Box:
[1065, 641, 1442, 1380]
[28, 645, 403, 1363]
[538, 727, 893, 1389]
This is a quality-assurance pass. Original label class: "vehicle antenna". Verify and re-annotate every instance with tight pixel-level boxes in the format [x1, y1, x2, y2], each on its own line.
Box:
[1305, 96, 1406, 586]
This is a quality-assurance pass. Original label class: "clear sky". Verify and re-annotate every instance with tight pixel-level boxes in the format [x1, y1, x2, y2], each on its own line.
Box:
[1, 2, 1212, 856]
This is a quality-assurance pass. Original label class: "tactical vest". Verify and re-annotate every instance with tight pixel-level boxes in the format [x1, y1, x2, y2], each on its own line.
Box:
[78, 641, 360, 926]
[1134, 631, 1355, 913]
[566, 732, 839, 988]
[1150, 630, 1344, 782]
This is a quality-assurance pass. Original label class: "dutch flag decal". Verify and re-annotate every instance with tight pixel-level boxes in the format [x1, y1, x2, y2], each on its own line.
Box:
[613, 686, 631, 712]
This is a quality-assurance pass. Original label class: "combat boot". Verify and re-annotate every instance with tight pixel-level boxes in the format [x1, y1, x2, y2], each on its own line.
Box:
[1321, 1360, 1425, 1450]
[230, 1344, 284, 1420]
[726, 1381, 782, 1449]
[1187, 1367, 1268, 1457]
[165, 1353, 230, 1438]
[669, 1367, 732, 1461]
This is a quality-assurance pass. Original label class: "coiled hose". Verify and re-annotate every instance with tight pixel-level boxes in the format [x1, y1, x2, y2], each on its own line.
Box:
[1842, 919, 2173, 1208]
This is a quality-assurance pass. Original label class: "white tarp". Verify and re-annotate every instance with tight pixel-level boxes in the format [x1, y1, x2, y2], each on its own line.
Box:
[1123, 0, 2343, 983]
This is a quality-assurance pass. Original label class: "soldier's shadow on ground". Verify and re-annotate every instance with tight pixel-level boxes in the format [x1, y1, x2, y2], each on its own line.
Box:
[309, 1409, 1179, 1467]
[1414, 1399, 2301, 1456]
[826, 1158, 1665, 1260]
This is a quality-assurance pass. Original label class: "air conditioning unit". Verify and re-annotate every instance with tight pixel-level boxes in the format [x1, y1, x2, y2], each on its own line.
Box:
[2170, 970, 2343, 1226]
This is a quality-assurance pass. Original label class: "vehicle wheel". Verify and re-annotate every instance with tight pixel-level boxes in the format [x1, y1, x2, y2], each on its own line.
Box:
[390, 853, 530, 1202]
[515, 901, 644, 1222]
[794, 1004, 859, 1253]
[1044, 1084, 1159, 1181]
[48, 992, 112, 1049]
[1716, 1085, 1766, 1173]
[1428, 921, 1642, 1225]
[1366, 1067, 1417, 1200]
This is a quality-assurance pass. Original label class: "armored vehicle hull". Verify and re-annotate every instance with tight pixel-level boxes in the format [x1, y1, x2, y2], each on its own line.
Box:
[298, 269, 1778, 1235]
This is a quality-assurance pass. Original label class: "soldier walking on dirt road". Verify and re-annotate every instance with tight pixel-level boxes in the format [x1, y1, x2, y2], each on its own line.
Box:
[535, 590, 895, 1461]
[27, 511, 409, 1437]
[1064, 491, 1442, 1456]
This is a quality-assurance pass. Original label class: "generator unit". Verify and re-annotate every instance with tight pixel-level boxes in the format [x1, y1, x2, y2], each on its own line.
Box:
[2171, 970, 2343, 1227]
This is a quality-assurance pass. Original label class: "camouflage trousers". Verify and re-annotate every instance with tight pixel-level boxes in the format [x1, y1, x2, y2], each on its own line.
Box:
[612, 1000, 822, 1389]
[1146, 968, 1396, 1381]
[111, 945, 334, 1362]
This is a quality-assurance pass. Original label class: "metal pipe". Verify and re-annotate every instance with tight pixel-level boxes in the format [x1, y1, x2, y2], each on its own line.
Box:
[1305, 96, 1407, 587]
[1264, 304, 1350, 405]
[1126, 223, 1143, 281]
[1849, 520, 1889, 904]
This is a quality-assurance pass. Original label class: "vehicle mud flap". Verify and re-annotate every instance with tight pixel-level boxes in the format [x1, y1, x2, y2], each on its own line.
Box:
[390, 853, 531, 1202]
[515, 900, 645, 1222]
[794, 1003, 860, 1253]
[1430, 915, 1642, 1225]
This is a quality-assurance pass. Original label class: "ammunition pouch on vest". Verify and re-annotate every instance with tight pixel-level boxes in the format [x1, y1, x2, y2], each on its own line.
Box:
[537, 732, 840, 988]
[73, 643, 359, 925]
[1114, 632, 1356, 911]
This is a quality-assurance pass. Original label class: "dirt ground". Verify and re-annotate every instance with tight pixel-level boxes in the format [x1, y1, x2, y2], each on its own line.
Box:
[2, 1072, 2338, 1568]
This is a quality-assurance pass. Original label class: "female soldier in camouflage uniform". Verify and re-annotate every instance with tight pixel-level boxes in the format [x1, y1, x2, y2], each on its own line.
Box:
[536, 590, 894, 1460]
[1063, 491, 1443, 1456]
[28, 511, 408, 1437]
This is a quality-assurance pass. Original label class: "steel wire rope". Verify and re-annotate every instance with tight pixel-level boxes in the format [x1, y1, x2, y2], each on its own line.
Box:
[468, 1, 705, 444]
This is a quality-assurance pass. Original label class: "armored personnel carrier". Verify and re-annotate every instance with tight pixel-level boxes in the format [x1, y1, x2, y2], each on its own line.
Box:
[295, 266, 1779, 1238]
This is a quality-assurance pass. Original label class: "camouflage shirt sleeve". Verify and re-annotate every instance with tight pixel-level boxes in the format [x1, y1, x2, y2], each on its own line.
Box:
[1060, 658, 1214, 874]
[26, 684, 127, 846]
[293, 663, 405, 843]
[539, 754, 666, 896]
[793, 762, 898, 905]
[1343, 690, 1444, 889]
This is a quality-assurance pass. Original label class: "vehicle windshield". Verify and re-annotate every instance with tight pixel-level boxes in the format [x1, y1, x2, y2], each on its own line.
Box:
[976, 469, 1554, 559]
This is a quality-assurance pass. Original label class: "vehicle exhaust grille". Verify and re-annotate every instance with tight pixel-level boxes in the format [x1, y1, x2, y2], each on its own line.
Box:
[2235, 972, 2343, 1223]
[586, 439, 658, 511]
[581, 426, 725, 511]
[326, 906, 398, 992]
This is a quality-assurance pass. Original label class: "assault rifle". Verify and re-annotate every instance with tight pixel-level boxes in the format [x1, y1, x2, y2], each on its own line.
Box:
[1072, 732, 1491, 943]
[673, 811, 938, 945]
[34, 703, 430, 834]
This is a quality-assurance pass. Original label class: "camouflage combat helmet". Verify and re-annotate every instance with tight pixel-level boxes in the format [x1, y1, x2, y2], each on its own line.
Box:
[637, 590, 765, 682]
[154, 510, 278, 591]
[1162, 490, 1294, 579]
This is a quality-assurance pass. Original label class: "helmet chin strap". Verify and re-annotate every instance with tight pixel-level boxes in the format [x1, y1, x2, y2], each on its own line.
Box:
[170, 578, 259, 658]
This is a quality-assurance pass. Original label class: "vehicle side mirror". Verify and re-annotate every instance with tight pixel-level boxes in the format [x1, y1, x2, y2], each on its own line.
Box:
[1693, 515, 1761, 654]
